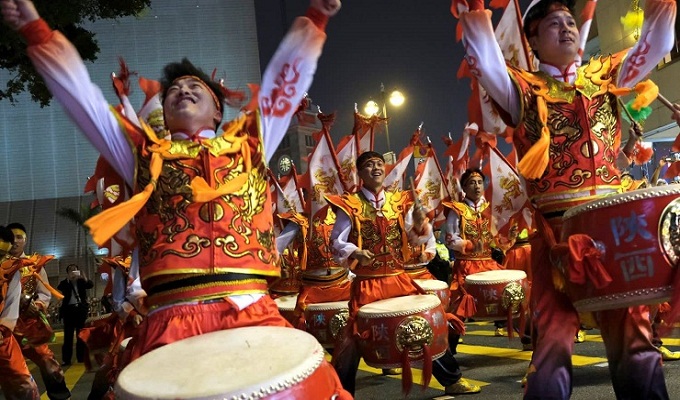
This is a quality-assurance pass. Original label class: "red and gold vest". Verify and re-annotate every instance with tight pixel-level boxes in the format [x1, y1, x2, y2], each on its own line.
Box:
[508, 54, 626, 216]
[443, 200, 494, 261]
[125, 112, 277, 308]
[327, 190, 413, 277]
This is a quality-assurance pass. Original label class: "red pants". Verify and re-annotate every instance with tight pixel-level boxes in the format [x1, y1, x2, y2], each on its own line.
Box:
[130, 295, 291, 361]
[0, 326, 39, 400]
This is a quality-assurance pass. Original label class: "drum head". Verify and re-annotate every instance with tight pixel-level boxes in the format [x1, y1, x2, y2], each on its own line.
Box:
[358, 294, 441, 318]
[274, 294, 298, 311]
[115, 327, 324, 400]
[414, 279, 448, 290]
[306, 301, 349, 311]
[465, 269, 526, 284]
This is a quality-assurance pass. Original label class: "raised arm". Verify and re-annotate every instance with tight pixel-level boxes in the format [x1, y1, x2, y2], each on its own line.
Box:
[260, 0, 341, 164]
[617, 0, 677, 88]
[1, 0, 135, 186]
[455, 1, 521, 125]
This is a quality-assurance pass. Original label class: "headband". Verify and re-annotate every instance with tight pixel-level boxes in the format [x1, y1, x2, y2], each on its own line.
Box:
[462, 171, 484, 186]
[11, 228, 26, 238]
[526, 3, 571, 38]
[172, 75, 221, 111]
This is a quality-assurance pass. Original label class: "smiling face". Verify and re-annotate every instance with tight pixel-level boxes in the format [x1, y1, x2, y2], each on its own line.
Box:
[528, 10, 580, 69]
[463, 175, 485, 203]
[358, 157, 386, 192]
[162, 77, 222, 134]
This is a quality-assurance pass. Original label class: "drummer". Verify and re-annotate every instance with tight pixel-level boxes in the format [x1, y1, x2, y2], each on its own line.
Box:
[443, 168, 517, 337]
[1, 0, 344, 372]
[328, 151, 478, 396]
[275, 208, 352, 330]
[453, 0, 676, 397]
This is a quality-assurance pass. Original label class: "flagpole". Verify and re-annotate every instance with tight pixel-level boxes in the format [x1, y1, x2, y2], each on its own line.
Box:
[513, 0, 535, 72]
[426, 137, 452, 200]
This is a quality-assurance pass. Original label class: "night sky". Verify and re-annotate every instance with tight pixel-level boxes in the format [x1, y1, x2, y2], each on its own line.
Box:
[254, 1, 487, 156]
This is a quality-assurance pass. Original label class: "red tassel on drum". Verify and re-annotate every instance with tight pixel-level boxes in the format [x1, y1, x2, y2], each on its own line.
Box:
[456, 292, 477, 319]
[401, 349, 413, 395]
[421, 344, 433, 389]
[296, 314, 307, 331]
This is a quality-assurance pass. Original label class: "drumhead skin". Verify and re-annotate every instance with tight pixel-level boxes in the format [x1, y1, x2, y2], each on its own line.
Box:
[114, 327, 325, 400]
[306, 301, 348, 311]
[358, 294, 441, 317]
[465, 270, 527, 284]
[414, 279, 449, 290]
[273, 294, 298, 311]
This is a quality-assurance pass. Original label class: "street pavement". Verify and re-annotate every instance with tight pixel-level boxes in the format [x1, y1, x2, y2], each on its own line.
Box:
[10, 320, 680, 400]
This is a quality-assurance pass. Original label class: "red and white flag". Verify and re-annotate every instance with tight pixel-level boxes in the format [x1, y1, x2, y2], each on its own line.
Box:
[414, 147, 446, 226]
[335, 134, 360, 192]
[277, 164, 305, 215]
[485, 146, 532, 236]
[304, 128, 345, 220]
[384, 144, 414, 192]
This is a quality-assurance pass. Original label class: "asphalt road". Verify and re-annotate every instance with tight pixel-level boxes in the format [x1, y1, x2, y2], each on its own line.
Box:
[11, 320, 680, 400]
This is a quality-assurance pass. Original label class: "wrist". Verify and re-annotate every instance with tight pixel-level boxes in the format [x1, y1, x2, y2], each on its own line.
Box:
[305, 7, 329, 30]
[19, 19, 53, 46]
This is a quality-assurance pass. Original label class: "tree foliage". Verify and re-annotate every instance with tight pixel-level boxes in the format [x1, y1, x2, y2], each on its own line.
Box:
[0, 0, 151, 107]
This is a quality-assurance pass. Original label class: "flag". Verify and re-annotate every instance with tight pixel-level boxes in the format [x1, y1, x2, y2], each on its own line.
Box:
[384, 143, 415, 192]
[305, 126, 345, 220]
[485, 146, 532, 236]
[414, 148, 446, 225]
[277, 164, 305, 215]
[494, 0, 535, 70]
[335, 134, 360, 192]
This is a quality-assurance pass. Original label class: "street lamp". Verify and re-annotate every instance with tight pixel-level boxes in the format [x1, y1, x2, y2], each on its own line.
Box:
[363, 83, 405, 153]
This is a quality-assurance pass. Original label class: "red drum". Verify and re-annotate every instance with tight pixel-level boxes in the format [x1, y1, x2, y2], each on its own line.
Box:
[558, 185, 680, 312]
[414, 279, 451, 310]
[464, 270, 528, 320]
[356, 295, 448, 369]
[274, 294, 298, 326]
[114, 327, 347, 399]
[304, 301, 349, 349]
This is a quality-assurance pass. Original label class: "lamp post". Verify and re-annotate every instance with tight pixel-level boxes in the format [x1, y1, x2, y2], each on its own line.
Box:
[364, 83, 405, 153]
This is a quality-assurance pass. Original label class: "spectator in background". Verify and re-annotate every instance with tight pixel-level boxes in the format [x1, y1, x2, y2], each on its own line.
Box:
[57, 264, 93, 366]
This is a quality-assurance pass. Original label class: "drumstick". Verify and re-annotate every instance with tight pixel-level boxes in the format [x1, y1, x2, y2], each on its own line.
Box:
[657, 92, 676, 111]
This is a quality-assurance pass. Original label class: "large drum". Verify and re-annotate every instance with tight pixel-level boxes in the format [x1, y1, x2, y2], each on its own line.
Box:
[274, 294, 298, 326]
[464, 270, 528, 320]
[414, 279, 451, 310]
[558, 185, 680, 312]
[304, 301, 349, 349]
[114, 327, 347, 399]
[356, 295, 448, 369]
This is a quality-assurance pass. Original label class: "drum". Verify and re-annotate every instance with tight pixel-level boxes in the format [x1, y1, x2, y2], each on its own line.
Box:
[274, 294, 298, 326]
[114, 327, 346, 399]
[304, 301, 349, 349]
[464, 270, 528, 320]
[558, 185, 680, 312]
[356, 295, 448, 369]
[414, 279, 451, 310]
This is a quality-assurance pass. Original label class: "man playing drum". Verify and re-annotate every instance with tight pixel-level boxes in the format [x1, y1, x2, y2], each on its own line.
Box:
[328, 151, 479, 396]
[453, 0, 677, 397]
[443, 169, 517, 335]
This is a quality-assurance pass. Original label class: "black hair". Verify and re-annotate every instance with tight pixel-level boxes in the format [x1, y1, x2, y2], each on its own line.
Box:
[66, 264, 79, 273]
[523, 0, 577, 59]
[0, 226, 15, 244]
[6, 222, 27, 235]
[159, 58, 226, 125]
[356, 151, 385, 169]
[460, 168, 486, 186]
